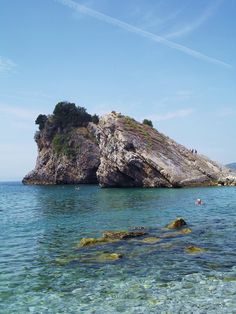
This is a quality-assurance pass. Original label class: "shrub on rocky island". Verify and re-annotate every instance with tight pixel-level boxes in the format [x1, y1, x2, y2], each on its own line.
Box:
[35, 101, 99, 131]
[35, 114, 48, 130]
[142, 119, 153, 127]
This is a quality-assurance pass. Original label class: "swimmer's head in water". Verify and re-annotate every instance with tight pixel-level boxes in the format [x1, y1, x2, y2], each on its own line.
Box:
[196, 198, 203, 205]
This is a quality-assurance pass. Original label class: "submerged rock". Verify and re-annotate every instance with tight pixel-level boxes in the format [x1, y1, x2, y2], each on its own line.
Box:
[159, 243, 175, 249]
[185, 246, 207, 254]
[161, 228, 192, 237]
[78, 237, 111, 247]
[79, 252, 123, 263]
[78, 230, 147, 248]
[139, 237, 161, 244]
[166, 218, 187, 229]
[55, 256, 79, 266]
[160, 232, 180, 239]
[93, 252, 123, 262]
[160, 225, 191, 239]
[180, 228, 192, 234]
[55, 252, 123, 265]
[103, 230, 148, 240]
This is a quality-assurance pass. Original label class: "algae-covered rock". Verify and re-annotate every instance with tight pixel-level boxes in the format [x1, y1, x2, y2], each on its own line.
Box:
[94, 252, 123, 262]
[55, 252, 123, 265]
[159, 243, 175, 249]
[166, 218, 187, 229]
[160, 232, 180, 239]
[55, 256, 79, 266]
[180, 228, 192, 234]
[103, 230, 147, 240]
[78, 237, 110, 247]
[185, 246, 206, 254]
[140, 237, 161, 244]
[161, 227, 192, 239]
[78, 230, 147, 248]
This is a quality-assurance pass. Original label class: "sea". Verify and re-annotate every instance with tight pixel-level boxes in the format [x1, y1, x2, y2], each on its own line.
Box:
[0, 182, 236, 314]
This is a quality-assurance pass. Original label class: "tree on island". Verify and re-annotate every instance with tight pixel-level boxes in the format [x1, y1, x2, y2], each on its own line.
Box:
[142, 119, 153, 127]
[35, 114, 48, 130]
[35, 101, 100, 131]
[91, 114, 99, 124]
[53, 102, 92, 128]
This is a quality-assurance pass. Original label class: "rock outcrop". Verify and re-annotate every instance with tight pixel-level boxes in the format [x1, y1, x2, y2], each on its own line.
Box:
[23, 109, 236, 187]
[23, 116, 100, 185]
[102, 230, 148, 240]
[78, 230, 148, 248]
[166, 218, 187, 229]
[185, 246, 207, 254]
[95, 112, 235, 187]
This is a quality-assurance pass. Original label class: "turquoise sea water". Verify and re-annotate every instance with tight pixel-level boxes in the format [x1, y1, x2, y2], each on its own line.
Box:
[0, 182, 236, 313]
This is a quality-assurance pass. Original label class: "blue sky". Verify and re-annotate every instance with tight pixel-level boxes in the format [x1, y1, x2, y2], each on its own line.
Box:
[0, 0, 235, 180]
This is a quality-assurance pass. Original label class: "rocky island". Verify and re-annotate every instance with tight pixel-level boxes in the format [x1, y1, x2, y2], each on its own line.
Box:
[23, 102, 236, 187]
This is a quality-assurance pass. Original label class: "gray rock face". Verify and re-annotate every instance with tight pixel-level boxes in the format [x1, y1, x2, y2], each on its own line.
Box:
[23, 111, 236, 187]
[95, 112, 235, 187]
[23, 119, 100, 185]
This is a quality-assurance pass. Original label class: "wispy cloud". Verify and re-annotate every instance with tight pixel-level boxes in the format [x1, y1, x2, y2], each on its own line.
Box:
[0, 104, 38, 120]
[217, 107, 236, 118]
[157, 90, 193, 107]
[54, 0, 231, 69]
[0, 90, 55, 102]
[136, 7, 183, 31]
[149, 108, 194, 122]
[165, 0, 224, 39]
[0, 56, 16, 73]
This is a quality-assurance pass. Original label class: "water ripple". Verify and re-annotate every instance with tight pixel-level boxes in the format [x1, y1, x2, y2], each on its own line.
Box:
[0, 183, 236, 313]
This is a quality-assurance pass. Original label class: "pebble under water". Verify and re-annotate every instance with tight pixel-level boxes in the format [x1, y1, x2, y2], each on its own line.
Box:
[0, 182, 236, 313]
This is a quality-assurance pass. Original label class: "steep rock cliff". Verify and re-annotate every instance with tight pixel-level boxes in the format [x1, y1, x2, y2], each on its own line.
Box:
[23, 110, 235, 187]
[95, 112, 235, 187]
[23, 116, 100, 185]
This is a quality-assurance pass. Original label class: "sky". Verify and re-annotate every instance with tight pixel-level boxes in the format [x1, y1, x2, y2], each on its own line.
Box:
[0, 0, 235, 181]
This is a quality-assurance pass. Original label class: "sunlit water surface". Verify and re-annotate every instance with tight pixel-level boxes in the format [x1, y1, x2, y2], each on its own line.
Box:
[0, 182, 236, 313]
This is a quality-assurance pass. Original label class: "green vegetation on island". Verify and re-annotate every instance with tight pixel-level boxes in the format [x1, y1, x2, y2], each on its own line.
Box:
[35, 101, 99, 131]
[35, 102, 100, 158]
[142, 119, 153, 127]
[35, 114, 48, 130]
[52, 133, 75, 157]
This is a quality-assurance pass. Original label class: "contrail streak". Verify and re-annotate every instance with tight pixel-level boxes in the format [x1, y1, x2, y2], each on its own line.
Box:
[55, 0, 231, 69]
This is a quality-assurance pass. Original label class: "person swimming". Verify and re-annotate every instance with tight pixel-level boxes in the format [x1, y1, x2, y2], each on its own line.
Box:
[195, 198, 203, 205]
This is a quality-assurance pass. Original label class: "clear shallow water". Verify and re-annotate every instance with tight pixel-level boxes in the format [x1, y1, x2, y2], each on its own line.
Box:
[0, 182, 236, 314]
